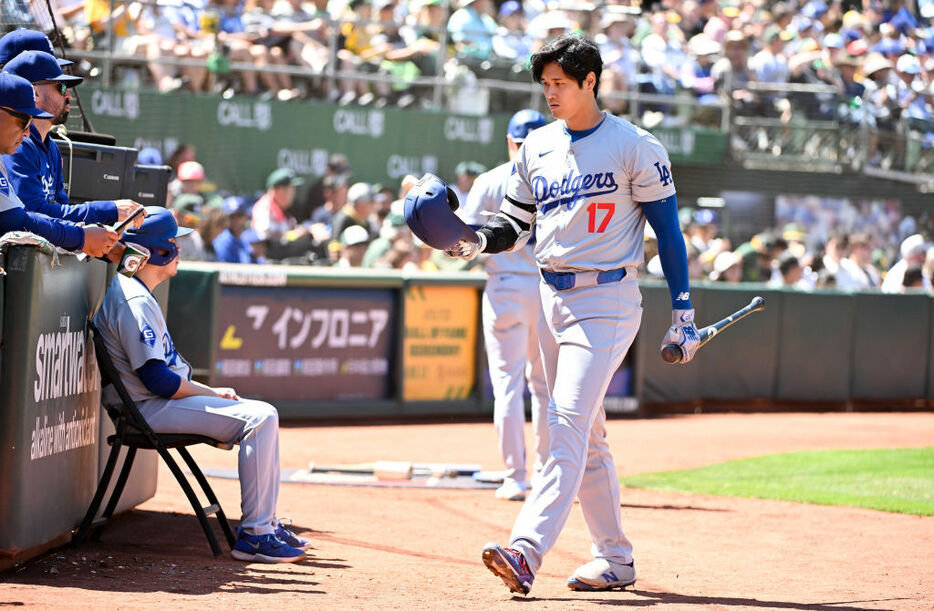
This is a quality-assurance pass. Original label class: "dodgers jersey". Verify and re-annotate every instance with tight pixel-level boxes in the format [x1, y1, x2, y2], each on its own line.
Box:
[507, 113, 676, 273]
[95, 274, 192, 403]
[460, 160, 538, 275]
[0, 162, 24, 214]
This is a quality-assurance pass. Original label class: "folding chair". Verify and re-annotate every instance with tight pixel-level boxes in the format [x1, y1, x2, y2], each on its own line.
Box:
[73, 320, 237, 556]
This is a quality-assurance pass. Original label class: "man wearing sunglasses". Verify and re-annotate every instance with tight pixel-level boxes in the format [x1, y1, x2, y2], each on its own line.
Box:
[0, 72, 120, 258]
[1, 49, 144, 230]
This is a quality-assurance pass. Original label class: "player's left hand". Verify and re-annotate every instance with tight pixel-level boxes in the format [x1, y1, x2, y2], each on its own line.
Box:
[114, 200, 146, 229]
[662, 309, 700, 364]
[214, 387, 240, 401]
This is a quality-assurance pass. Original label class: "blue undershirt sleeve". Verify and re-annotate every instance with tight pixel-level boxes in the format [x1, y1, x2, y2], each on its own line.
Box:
[135, 359, 182, 399]
[640, 194, 692, 309]
[0, 207, 86, 251]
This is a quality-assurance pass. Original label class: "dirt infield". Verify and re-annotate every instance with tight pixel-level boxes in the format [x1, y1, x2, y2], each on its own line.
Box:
[3, 412, 933, 609]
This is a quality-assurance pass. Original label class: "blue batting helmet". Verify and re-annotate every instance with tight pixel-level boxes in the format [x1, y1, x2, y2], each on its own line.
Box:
[403, 173, 476, 250]
[507, 109, 547, 142]
[124, 206, 192, 266]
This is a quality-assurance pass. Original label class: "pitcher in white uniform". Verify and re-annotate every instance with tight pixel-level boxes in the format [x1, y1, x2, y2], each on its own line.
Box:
[459, 109, 550, 502]
[443, 34, 701, 595]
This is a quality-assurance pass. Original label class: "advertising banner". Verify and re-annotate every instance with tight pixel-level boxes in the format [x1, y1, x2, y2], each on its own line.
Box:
[0, 248, 106, 554]
[403, 285, 479, 400]
[212, 286, 396, 401]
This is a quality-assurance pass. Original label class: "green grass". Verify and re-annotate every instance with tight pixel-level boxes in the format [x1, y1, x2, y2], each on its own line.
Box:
[622, 447, 934, 516]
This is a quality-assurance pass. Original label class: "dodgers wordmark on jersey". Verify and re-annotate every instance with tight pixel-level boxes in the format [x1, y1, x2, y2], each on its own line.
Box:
[507, 113, 676, 273]
[95, 273, 192, 403]
[459, 160, 538, 276]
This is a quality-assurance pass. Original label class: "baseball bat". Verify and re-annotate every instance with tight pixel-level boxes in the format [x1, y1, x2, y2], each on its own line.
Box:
[305, 461, 478, 480]
[76, 206, 146, 262]
[661, 296, 766, 364]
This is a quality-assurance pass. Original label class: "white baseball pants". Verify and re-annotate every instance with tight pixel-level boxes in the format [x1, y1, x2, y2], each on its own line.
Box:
[510, 273, 640, 573]
[136, 395, 281, 536]
[482, 272, 550, 484]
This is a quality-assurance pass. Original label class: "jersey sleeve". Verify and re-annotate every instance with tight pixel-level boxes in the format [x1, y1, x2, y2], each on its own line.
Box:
[115, 297, 170, 371]
[629, 133, 677, 203]
[505, 144, 535, 206]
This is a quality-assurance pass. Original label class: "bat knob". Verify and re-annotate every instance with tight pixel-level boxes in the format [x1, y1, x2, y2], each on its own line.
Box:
[661, 343, 683, 364]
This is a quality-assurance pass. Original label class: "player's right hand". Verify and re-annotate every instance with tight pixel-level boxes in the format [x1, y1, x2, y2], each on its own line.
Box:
[114, 200, 146, 229]
[214, 387, 240, 401]
[82, 225, 120, 258]
[443, 232, 484, 261]
[662, 309, 700, 363]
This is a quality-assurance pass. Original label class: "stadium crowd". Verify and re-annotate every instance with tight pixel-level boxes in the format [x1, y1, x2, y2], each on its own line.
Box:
[18, 0, 934, 150]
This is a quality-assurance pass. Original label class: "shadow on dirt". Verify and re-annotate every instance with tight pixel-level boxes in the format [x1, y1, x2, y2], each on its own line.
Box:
[2, 510, 339, 596]
[526, 589, 912, 609]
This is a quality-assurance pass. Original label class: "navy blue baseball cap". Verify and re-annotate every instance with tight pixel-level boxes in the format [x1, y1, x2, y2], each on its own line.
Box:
[0, 73, 53, 118]
[0, 29, 72, 67]
[507, 109, 547, 142]
[124, 206, 193, 266]
[2, 50, 83, 87]
[222, 195, 252, 216]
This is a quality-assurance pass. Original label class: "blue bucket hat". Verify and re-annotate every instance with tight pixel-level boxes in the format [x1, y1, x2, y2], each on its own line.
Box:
[0, 73, 53, 118]
[2, 50, 83, 86]
[137, 147, 163, 165]
[0, 29, 73, 67]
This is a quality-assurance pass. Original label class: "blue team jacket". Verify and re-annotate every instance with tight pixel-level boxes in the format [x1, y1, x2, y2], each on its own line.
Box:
[2, 125, 117, 224]
[213, 229, 255, 264]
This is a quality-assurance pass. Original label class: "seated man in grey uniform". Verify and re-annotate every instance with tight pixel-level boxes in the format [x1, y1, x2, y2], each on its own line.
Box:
[94, 207, 310, 563]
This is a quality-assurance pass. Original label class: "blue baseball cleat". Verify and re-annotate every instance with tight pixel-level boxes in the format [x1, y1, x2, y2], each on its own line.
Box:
[567, 558, 636, 591]
[231, 530, 306, 563]
[275, 518, 312, 550]
[482, 542, 534, 595]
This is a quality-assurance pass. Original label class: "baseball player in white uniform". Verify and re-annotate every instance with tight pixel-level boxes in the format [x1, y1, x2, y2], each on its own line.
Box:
[459, 109, 551, 502]
[444, 34, 701, 594]
[94, 207, 311, 564]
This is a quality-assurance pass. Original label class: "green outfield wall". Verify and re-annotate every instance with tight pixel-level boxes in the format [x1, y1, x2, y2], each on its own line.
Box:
[74, 87, 726, 192]
[169, 263, 933, 414]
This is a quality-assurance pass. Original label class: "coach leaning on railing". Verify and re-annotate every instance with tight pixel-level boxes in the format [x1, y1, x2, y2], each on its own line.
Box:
[0, 72, 118, 257]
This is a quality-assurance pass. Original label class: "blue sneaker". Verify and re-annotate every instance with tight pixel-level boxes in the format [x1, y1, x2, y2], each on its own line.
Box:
[275, 518, 312, 551]
[231, 530, 306, 563]
[482, 542, 534, 595]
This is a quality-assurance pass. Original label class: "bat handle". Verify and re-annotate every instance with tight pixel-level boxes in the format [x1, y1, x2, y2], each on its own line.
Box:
[661, 343, 683, 364]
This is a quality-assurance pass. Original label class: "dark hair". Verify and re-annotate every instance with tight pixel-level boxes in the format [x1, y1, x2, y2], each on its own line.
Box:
[904, 264, 925, 288]
[530, 33, 602, 98]
[778, 251, 800, 276]
[826, 231, 849, 250]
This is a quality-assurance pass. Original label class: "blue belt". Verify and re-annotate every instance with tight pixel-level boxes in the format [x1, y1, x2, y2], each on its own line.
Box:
[540, 266, 628, 291]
